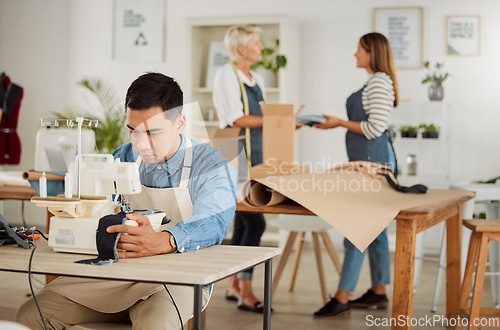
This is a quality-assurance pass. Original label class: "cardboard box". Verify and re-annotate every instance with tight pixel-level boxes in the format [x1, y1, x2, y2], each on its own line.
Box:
[210, 128, 248, 182]
[261, 103, 296, 165]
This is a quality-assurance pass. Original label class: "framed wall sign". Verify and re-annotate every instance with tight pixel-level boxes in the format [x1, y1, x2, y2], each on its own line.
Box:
[446, 15, 481, 56]
[113, 0, 165, 61]
[205, 41, 230, 89]
[373, 7, 424, 69]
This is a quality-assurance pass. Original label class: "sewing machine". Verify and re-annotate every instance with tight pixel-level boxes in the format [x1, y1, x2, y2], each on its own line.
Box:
[31, 154, 165, 254]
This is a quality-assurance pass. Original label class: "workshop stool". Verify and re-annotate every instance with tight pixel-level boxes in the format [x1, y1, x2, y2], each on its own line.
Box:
[458, 219, 500, 329]
[269, 216, 342, 304]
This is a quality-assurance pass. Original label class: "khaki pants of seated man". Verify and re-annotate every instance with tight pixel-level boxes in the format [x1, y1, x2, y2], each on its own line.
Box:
[15, 286, 210, 330]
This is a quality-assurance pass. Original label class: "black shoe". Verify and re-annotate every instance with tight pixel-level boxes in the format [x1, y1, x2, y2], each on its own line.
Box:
[225, 291, 238, 302]
[349, 289, 388, 309]
[237, 300, 273, 313]
[313, 298, 351, 318]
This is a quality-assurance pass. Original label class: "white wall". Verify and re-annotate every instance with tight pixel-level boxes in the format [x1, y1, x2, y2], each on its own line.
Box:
[0, 0, 498, 233]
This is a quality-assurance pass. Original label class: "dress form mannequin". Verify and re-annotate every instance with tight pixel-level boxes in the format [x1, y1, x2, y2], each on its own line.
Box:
[0, 72, 23, 165]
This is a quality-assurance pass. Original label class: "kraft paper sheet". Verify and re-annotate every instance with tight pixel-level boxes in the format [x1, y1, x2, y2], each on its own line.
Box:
[242, 170, 474, 252]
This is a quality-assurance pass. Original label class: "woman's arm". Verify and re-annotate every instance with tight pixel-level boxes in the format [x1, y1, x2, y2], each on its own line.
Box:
[314, 114, 364, 135]
[233, 115, 263, 128]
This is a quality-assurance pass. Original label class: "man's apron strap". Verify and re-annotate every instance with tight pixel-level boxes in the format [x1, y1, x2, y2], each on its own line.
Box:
[179, 138, 192, 189]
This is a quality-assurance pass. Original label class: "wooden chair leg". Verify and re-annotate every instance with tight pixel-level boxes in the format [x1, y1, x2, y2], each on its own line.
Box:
[459, 233, 480, 312]
[272, 231, 298, 297]
[187, 310, 206, 329]
[312, 232, 328, 304]
[289, 231, 306, 292]
[319, 231, 342, 275]
[468, 233, 489, 330]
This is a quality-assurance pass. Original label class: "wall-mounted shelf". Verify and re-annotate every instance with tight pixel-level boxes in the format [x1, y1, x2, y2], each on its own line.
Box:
[185, 15, 300, 139]
[391, 101, 450, 179]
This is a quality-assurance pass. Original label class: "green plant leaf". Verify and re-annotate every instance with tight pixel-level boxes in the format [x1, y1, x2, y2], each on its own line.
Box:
[262, 48, 274, 57]
[256, 39, 287, 73]
[421, 60, 450, 86]
[275, 55, 287, 69]
[51, 77, 127, 153]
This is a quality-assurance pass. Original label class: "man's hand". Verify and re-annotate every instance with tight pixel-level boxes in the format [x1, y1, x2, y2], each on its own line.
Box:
[107, 212, 173, 258]
[313, 114, 342, 129]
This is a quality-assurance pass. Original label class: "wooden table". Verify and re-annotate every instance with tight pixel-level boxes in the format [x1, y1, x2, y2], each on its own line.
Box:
[0, 240, 280, 330]
[237, 193, 474, 330]
[0, 185, 36, 200]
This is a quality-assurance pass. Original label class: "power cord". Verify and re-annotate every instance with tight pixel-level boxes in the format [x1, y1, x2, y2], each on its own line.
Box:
[21, 200, 26, 227]
[163, 284, 184, 330]
[24, 230, 178, 330]
[28, 230, 49, 330]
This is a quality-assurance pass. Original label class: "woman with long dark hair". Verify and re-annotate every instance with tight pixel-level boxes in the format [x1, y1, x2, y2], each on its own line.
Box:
[313, 32, 399, 318]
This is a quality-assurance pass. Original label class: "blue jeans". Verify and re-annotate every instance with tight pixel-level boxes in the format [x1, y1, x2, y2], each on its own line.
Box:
[338, 229, 390, 292]
[230, 212, 266, 280]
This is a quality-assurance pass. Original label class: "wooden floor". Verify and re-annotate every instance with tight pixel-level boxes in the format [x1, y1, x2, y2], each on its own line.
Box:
[0, 244, 496, 329]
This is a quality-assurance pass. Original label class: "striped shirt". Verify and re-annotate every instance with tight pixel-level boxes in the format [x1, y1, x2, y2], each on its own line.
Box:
[360, 72, 395, 140]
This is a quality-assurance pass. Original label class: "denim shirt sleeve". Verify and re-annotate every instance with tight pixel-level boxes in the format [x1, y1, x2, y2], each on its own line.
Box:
[167, 147, 237, 253]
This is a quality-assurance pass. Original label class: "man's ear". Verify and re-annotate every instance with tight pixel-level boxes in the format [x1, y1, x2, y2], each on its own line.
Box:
[175, 114, 186, 134]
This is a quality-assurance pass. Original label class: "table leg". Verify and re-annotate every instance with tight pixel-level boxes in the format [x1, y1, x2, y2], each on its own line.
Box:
[392, 219, 416, 330]
[486, 202, 500, 307]
[264, 259, 272, 330]
[446, 206, 462, 321]
[193, 285, 202, 330]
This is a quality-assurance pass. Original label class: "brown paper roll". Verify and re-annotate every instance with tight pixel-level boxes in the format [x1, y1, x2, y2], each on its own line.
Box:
[245, 181, 287, 207]
[22, 171, 64, 181]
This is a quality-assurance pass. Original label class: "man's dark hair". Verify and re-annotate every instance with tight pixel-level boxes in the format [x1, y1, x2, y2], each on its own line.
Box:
[125, 72, 183, 120]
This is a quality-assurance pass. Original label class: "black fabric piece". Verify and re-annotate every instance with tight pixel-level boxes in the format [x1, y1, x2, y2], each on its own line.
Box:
[0, 84, 4, 110]
[3, 83, 23, 116]
[75, 213, 127, 265]
[384, 129, 398, 177]
[383, 174, 428, 194]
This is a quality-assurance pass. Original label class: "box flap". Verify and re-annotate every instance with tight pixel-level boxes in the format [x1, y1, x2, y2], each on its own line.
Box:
[212, 128, 244, 140]
[260, 103, 294, 117]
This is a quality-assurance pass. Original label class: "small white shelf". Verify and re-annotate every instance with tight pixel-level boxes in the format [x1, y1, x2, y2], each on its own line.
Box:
[193, 121, 220, 127]
[392, 102, 449, 180]
[193, 88, 213, 93]
[266, 87, 279, 93]
[398, 137, 443, 141]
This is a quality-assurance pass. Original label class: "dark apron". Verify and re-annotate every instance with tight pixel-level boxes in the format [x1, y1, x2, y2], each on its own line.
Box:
[239, 83, 264, 166]
[345, 86, 397, 174]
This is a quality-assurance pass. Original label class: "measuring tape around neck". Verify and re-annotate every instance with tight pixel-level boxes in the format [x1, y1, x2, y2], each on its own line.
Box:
[231, 61, 252, 169]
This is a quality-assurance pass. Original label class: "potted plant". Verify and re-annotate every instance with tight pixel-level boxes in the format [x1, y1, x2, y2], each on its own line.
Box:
[51, 77, 127, 153]
[399, 125, 419, 138]
[250, 39, 287, 87]
[419, 123, 440, 139]
[422, 61, 450, 101]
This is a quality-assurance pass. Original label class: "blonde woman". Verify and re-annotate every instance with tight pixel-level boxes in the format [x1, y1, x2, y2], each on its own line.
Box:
[313, 32, 399, 318]
[212, 25, 268, 313]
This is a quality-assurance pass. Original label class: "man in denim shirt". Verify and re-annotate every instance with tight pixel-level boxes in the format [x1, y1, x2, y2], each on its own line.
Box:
[16, 73, 237, 329]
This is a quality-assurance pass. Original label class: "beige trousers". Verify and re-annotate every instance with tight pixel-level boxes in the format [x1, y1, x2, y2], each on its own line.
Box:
[15, 285, 209, 330]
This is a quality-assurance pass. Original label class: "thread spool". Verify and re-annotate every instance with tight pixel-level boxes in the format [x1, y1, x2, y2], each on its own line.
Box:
[64, 173, 72, 199]
[39, 172, 47, 198]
